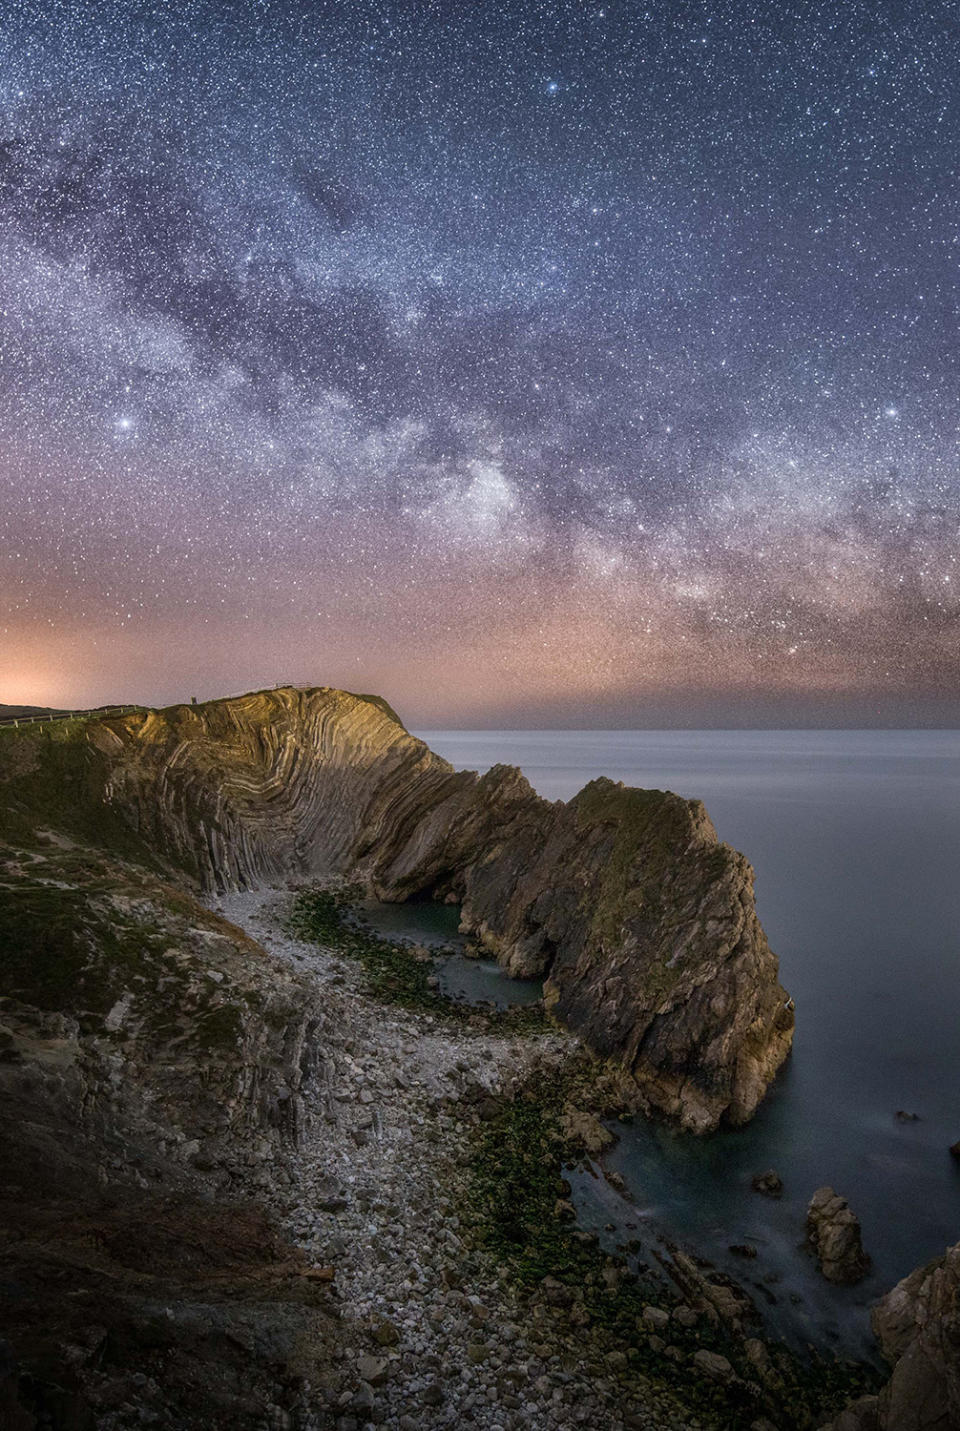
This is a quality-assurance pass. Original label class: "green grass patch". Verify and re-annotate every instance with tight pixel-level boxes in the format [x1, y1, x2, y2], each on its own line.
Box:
[0, 721, 159, 867]
[0, 881, 167, 1017]
[0, 854, 251, 1055]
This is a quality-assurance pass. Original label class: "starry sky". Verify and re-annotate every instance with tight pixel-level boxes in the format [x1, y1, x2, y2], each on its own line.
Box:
[1, 0, 958, 726]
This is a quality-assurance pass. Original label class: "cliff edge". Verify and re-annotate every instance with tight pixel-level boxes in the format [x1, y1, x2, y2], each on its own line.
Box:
[1, 685, 792, 1132]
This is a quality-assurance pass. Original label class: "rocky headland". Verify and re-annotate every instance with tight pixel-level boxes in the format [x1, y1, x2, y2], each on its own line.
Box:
[0, 685, 950, 1429]
[41, 684, 794, 1133]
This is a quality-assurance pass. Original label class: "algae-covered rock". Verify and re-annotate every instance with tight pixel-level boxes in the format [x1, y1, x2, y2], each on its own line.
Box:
[560, 1106, 617, 1156]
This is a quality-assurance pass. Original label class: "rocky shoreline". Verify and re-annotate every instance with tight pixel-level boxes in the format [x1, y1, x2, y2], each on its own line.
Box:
[210, 887, 873, 1431]
[83, 687, 794, 1133]
[1, 689, 952, 1428]
[213, 888, 700, 1430]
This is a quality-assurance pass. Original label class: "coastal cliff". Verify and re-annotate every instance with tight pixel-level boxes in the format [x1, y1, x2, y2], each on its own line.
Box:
[5, 686, 933, 1430]
[824, 1242, 960, 1430]
[0, 836, 341, 1427]
[3, 685, 793, 1132]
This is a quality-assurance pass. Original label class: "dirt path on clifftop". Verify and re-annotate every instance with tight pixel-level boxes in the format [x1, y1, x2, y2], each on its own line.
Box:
[212, 890, 707, 1431]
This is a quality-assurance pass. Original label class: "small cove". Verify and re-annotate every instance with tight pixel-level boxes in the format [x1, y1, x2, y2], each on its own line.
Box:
[416, 728, 960, 1355]
[354, 897, 545, 1010]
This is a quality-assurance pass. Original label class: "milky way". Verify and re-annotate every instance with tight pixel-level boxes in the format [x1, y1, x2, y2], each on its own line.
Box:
[1, 0, 957, 724]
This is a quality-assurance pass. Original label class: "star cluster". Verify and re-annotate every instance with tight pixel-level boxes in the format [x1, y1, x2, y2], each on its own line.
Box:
[1, 0, 958, 723]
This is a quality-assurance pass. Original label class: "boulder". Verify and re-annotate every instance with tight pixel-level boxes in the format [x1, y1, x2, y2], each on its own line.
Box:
[821, 1242, 960, 1429]
[806, 1187, 870, 1284]
[355, 1354, 389, 1386]
[751, 1169, 784, 1198]
[692, 1349, 734, 1383]
[560, 1107, 616, 1156]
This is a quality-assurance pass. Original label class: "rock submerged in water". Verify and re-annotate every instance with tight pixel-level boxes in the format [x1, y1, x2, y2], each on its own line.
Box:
[64, 685, 792, 1134]
[806, 1186, 870, 1284]
[751, 1169, 784, 1199]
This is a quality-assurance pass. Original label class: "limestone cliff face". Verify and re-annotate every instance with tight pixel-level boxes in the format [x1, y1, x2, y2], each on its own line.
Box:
[825, 1243, 960, 1431]
[3, 685, 793, 1132]
[83, 686, 464, 889]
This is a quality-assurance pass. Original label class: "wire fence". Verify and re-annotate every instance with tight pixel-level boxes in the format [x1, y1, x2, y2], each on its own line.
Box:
[0, 705, 144, 730]
[0, 686, 306, 731]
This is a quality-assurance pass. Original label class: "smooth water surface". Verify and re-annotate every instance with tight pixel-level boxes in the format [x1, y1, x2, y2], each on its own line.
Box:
[416, 729, 960, 1350]
[357, 897, 544, 1009]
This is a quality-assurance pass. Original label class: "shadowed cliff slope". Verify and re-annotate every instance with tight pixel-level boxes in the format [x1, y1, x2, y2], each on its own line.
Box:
[0, 830, 340, 1427]
[823, 1242, 960, 1431]
[0, 685, 793, 1132]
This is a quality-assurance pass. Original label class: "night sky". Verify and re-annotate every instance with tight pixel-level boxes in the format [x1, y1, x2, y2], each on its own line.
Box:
[1, 0, 958, 725]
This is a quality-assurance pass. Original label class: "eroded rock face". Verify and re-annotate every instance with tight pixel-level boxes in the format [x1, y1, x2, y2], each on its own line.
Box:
[1, 685, 793, 1132]
[806, 1187, 870, 1284]
[823, 1243, 960, 1431]
[0, 836, 340, 1428]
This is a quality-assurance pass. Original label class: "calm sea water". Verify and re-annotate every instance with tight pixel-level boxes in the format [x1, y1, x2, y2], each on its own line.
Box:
[415, 730, 960, 1352]
[356, 898, 544, 1008]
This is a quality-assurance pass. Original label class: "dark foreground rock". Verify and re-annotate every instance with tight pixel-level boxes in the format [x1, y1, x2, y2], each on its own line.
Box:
[9, 685, 793, 1132]
[821, 1242, 960, 1430]
[0, 846, 341, 1428]
[807, 1188, 870, 1284]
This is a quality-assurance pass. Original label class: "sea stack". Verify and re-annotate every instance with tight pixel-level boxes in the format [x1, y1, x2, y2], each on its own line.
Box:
[806, 1187, 870, 1284]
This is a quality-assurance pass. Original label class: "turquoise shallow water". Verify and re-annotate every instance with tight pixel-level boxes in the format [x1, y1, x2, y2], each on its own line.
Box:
[356, 898, 544, 1009]
[414, 729, 960, 1353]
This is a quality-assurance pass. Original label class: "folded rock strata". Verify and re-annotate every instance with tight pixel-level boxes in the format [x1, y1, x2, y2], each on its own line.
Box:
[0, 834, 339, 1428]
[1, 685, 792, 1134]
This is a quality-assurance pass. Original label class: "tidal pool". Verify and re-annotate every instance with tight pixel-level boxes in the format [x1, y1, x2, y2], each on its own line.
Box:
[356, 897, 544, 1010]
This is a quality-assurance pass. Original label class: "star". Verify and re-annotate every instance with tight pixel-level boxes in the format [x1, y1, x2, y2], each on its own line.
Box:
[0, 0, 953, 726]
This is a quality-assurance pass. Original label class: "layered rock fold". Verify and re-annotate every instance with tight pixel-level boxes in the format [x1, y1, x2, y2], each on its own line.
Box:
[43, 684, 794, 1132]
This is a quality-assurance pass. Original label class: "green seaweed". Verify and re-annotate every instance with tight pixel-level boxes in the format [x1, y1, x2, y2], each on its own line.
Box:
[462, 1074, 882, 1430]
[288, 887, 549, 1033]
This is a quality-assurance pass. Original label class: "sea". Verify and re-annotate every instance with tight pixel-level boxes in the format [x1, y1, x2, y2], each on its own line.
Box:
[412, 729, 960, 1356]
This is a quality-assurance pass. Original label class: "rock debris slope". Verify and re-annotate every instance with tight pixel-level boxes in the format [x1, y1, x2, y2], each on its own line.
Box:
[0, 837, 342, 1428]
[53, 685, 792, 1132]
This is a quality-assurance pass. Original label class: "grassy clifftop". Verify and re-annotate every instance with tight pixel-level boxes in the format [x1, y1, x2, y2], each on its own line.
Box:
[0, 716, 154, 857]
